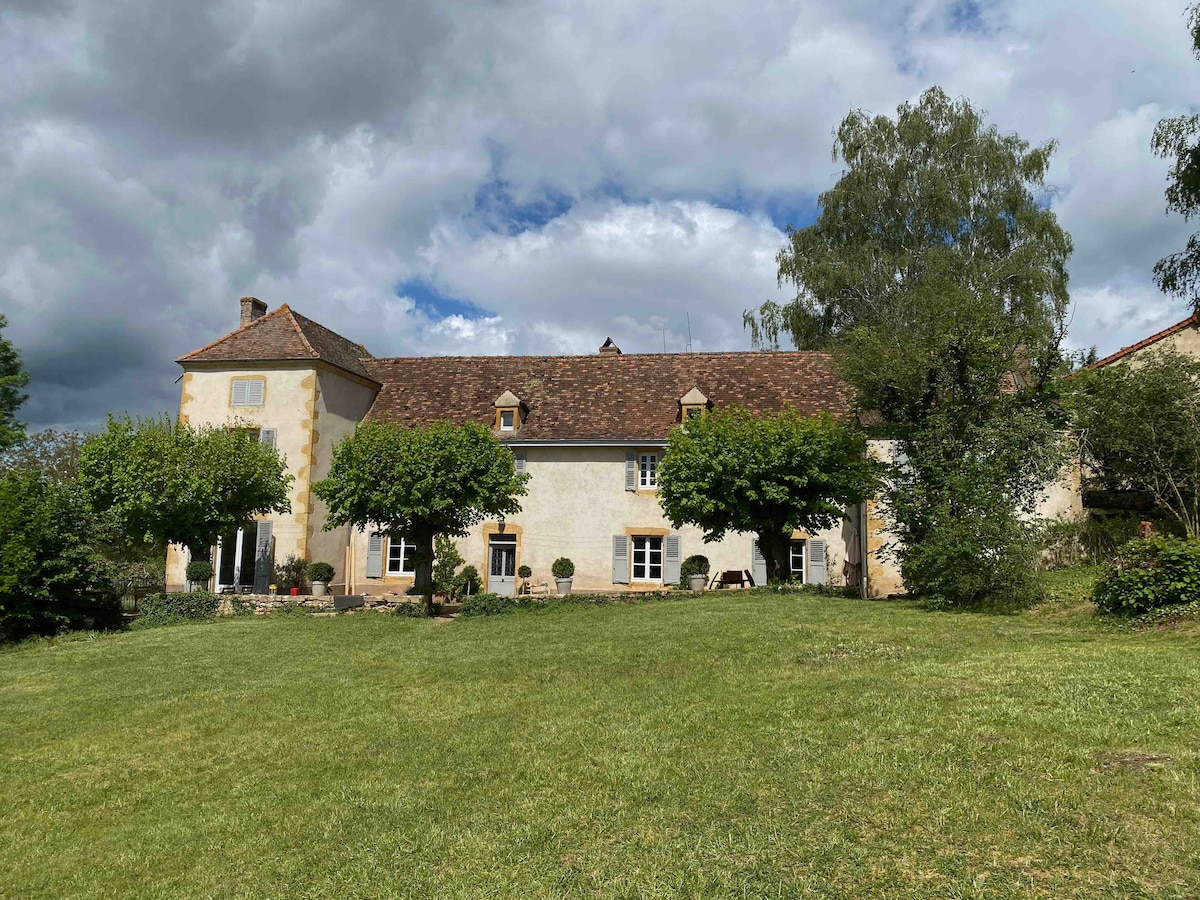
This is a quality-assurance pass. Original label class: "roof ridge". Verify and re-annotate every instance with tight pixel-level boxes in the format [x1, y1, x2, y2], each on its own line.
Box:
[364, 349, 832, 364]
[177, 304, 299, 361]
[291, 307, 373, 358]
[1086, 313, 1198, 370]
[281, 305, 319, 358]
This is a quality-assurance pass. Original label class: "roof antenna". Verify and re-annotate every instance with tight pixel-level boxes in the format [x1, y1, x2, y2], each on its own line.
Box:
[685, 312, 693, 353]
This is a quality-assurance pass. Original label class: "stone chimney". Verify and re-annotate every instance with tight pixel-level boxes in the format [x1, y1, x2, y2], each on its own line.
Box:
[599, 337, 622, 355]
[240, 297, 267, 328]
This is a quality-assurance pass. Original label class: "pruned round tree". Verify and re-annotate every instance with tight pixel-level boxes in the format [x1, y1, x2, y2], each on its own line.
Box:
[313, 421, 528, 615]
[657, 407, 875, 584]
[78, 416, 292, 556]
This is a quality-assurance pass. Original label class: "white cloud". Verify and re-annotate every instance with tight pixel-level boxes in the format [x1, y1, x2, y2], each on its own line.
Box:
[3, 0, 1200, 428]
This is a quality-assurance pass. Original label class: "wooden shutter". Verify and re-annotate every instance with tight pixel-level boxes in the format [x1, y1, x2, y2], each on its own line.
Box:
[612, 535, 630, 584]
[365, 533, 384, 579]
[259, 428, 277, 451]
[625, 451, 637, 491]
[246, 379, 264, 406]
[807, 539, 827, 585]
[252, 520, 273, 593]
[751, 539, 767, 586]
[663, 535, 682, 585]
[514, 450, 526, 475]
[231, 380, 248, 406]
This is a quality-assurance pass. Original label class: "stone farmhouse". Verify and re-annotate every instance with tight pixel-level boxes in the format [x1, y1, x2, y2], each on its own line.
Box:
[168, 297, 907, 598]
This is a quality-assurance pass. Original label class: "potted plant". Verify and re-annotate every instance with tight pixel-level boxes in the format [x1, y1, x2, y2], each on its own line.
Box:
[517, 564, 532, 595]
[277, 554, 308, 596]
[185, 559, 213, 593]
[551, 557, 574, 594]
[681, 554, 710, 591]
[307, 562, 335, 597]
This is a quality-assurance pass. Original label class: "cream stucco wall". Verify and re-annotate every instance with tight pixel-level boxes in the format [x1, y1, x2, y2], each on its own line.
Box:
[349, 445, 863, 597]
[166, 362, 378, 591]
[307, 368, 379, 591]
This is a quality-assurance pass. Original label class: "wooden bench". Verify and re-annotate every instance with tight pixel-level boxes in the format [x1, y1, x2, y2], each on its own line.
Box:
[711, 569, 754, 589]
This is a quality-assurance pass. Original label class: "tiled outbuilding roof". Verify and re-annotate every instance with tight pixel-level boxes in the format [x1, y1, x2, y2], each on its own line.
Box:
[1084, 313, 1198, 371]
[177, 304, 376, 380]
[361, 351, 851, 441]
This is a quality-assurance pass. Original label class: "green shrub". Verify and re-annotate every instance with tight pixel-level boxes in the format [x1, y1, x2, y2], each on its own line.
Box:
[899, 510, 1044, 610]
[393, 600, 429, 617]
[307, 561, 335, 583]
[456, 565, 481, 597]
[460, 593, 532, 616]
[185, 559, 213, 583]
[0, 470, 117, 641]
[679, 554, 710, 588]
[1093, 537, 1200, 615]
[551, 557, 574, 579]
[517, 565, 532, 579]
[433, 535, 466, 598]
[276, 554, 308, 591]
[133, 591, 221, 629]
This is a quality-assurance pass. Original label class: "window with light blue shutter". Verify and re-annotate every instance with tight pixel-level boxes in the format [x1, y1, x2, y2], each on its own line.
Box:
[514, 451, 526, 475]
[663, 535, 682, 584]
[253, 520, 273, 593]
[612, 535, 630, 584]
[625, 451, 636, 491]
[259, 428, 277, 451]
[231, 378, 265, 407]
[806, 539, 827, 585]
[750, 540, 767, 586]
[365, 533, 384, 579]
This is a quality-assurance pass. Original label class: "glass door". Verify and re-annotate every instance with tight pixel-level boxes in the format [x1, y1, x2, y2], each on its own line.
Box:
[488, 535, 517, 596]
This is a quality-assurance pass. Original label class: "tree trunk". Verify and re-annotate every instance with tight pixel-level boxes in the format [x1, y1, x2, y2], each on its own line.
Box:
[757, 530, 792, 584]
[411, 530, 436, 616]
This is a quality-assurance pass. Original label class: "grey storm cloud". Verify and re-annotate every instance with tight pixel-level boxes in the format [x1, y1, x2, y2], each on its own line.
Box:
[3, 0, 1200, 430]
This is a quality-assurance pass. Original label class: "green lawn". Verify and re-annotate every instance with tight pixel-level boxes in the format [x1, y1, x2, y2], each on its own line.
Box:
[2, 589, 1199, 899]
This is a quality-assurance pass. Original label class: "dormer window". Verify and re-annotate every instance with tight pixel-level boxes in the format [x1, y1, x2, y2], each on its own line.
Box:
[679, 387, 709, 421]
[494, 390, 524, 433]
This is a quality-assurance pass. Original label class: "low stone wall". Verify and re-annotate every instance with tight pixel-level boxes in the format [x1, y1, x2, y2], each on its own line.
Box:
[216, 593, 420, 616]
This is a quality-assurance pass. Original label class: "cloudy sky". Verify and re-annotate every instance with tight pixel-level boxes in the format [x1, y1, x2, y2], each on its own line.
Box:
[4, 0, 1200, 430]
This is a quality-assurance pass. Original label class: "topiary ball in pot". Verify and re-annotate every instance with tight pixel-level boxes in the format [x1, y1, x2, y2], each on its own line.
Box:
[307, 561, 335, 596]
[551, 557, 574, 594]
[518, 565, 532, 579]
[680, 554, 710, 590]
[185, 559, 213, 590]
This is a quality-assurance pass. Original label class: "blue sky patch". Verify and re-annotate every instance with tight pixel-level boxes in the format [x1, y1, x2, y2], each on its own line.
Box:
[400, 279, 495, 321]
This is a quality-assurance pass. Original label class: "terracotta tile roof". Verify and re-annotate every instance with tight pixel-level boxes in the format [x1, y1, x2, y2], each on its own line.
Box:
[361, 351, 851, 441]
[1084, 313, 1198, 371]
[177, 304, 375, 380]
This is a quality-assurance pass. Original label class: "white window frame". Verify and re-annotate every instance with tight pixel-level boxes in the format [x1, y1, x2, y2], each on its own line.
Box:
[790, 539, 807, 581]
[638, 452, 659, 489]
[631, 535, 664, 583]
[386, 537, 417, 576]
[231, 378, 265, 407]
[499, 409, 515, 431]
